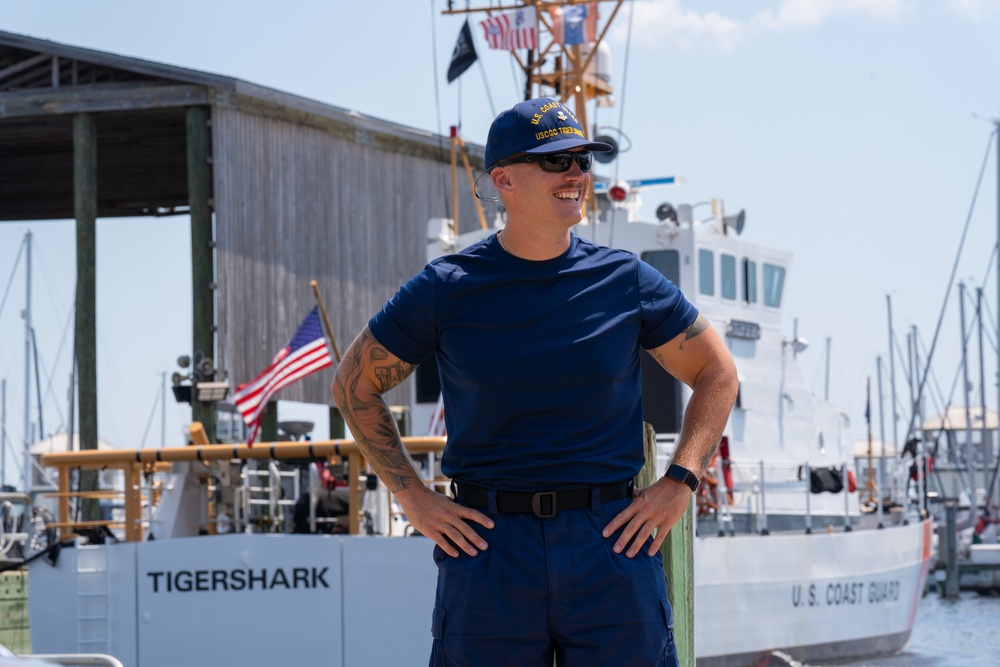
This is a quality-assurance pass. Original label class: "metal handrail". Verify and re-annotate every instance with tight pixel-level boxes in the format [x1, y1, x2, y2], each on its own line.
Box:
[23, 654, 124, 667]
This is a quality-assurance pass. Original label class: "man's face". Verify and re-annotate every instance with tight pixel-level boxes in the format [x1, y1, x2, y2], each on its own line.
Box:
[494, 149, 590, 227]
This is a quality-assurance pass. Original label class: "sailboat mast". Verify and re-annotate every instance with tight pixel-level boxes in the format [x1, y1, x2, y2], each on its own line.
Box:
[1, 378, 6, 488]
[887, 294, 899, 451]
[995, 118, 1000, 509]
[22, 230, 32, 494]
[977, 287, 989, 500]
[959, 281, 977, 527]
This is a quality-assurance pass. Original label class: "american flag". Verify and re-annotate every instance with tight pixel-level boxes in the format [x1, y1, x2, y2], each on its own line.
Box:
[233, 307, 333, 446]
[479, 7, 536, 51]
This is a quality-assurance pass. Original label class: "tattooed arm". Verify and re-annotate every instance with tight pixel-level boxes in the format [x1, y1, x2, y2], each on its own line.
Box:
[332, 326, 493, 557]
[602, 314, 738, 558]
[650, 314, 738, 476]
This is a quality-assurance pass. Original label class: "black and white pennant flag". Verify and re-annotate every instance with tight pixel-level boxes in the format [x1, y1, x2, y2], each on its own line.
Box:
[447, 19, 478, 84]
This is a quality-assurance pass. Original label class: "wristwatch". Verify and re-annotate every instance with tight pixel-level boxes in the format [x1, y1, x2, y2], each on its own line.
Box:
[665, 463, 700, 493]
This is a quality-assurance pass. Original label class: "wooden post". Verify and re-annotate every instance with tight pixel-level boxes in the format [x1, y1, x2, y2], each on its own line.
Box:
[310, 280, 341, 363]
[348, 453, 362, 535]
[124, 463, 142, 542]
[261, 402, 278, 442]
[73, 112, 100, 522]
[638, 424, 695, 665]
[57, 466, 70, 542]
[188, 422, 210, 446]
[187, 105, 217, 444]
[942, 499, 959, 599]
[329, 407, 345, 439]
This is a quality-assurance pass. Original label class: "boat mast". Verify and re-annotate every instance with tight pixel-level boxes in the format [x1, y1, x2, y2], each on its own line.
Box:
[1, 378, 6, 488]
[976, 287, 990, 502]
[877, 356, 887, 515]
[959, 281, 977, 527]
[441, 1, 621, 128]
[886, 294, 899, 452]
[995, 117, 1000, 510]
[161, 371, 167, 448]
[22, 230, 32, 494]
[824, 336, 830, 401]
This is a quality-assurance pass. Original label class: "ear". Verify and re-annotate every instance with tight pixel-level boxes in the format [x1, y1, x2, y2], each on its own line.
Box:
[491, 166, 515, 194]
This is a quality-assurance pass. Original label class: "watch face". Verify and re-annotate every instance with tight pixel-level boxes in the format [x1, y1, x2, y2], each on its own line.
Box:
[667, 464, 698, 492]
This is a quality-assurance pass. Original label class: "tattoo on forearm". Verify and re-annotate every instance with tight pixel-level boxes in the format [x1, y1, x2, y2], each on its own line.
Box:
[699, 442, 720, 472]
[679, 314, 709, 350]
[331, 327, 419, 493]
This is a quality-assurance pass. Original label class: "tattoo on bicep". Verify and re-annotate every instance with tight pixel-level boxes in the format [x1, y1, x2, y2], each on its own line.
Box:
[373, 358, 414, 393]
[678, 314, 709, 351]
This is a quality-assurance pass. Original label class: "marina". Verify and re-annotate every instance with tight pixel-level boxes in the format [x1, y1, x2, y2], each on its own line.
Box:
[2, 2, 1000, 666]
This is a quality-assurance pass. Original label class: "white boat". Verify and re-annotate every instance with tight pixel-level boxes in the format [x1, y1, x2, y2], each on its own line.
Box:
[22, 196, 932, 667]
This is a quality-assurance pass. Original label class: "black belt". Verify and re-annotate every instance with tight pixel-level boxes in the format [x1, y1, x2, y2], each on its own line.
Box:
[453, 480, 633, 518]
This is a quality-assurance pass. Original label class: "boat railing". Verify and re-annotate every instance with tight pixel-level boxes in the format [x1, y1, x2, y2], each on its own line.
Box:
[0, 492, 31, 560]
[654, 436, 863, 535]
[22, 654, 124, 667]
[37, 430, 448, 542]
[235, 462, 300, 532]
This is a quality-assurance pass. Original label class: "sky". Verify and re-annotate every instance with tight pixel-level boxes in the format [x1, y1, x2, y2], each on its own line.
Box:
[2, 0, 1000, 485]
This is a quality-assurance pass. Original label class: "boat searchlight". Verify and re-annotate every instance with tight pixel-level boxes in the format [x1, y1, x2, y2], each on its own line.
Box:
[607, 180, 630, 205]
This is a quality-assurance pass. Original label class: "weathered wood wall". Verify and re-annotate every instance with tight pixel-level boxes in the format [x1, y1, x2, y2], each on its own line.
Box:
[213, 104, 485, 409]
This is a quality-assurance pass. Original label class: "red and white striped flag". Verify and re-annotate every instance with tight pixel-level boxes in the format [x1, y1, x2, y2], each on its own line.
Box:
[233, 307, 333, 446]
[479, 7, 536, 50]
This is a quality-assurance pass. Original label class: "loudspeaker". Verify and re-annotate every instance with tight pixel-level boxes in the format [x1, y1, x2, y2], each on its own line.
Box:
[593, 135, 619, 164]
[723, 210, 746, 235]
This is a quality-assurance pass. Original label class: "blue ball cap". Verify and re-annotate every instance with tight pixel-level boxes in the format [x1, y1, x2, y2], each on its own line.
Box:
[484, 97, 614, 170]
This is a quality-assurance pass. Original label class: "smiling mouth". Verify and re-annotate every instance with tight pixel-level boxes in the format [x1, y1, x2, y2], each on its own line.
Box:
[554, 190, 582, 201]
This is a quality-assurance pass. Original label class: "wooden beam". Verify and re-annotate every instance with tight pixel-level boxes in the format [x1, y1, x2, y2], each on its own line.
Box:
[73, 112, 99, 522]
[0, 85, 209, 119]
[0, 53, 49, 82]
[186, 105, 217, 444]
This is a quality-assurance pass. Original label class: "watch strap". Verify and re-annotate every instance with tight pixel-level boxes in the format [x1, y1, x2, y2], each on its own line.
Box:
[665, 463, 700, 493]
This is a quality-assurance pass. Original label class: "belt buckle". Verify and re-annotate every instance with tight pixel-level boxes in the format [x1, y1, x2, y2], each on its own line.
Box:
[531, 491, 557, 518]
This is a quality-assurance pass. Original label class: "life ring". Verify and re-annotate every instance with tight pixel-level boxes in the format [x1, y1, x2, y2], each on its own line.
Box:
[718, 436, 735, 504]
[696, 455, 721, 518]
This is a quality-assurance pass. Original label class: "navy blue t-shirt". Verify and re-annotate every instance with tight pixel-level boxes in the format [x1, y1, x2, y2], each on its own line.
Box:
[368, 233, 698, 490]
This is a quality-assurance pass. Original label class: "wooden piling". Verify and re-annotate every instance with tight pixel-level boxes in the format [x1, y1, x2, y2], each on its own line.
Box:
[942, 499, 959, 599]
[187, 105, 217, 444]
[638, 423, 695, 664]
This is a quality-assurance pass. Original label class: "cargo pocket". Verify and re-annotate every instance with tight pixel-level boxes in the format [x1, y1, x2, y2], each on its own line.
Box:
[660, 598, 680, 667]
[429, 605, 447, 666]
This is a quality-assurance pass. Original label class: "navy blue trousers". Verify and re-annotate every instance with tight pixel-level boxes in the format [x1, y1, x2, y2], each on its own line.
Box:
[429, 493, 679, 666]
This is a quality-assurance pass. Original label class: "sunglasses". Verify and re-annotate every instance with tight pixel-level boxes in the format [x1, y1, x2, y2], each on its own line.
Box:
[496, 152, 593, 173]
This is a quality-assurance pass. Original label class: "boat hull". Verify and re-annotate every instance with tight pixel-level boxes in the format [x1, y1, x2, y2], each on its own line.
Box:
[27, 519, 932, 667]
[694, 519, 932, 666]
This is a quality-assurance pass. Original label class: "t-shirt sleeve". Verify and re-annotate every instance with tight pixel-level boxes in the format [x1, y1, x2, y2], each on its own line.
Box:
[367, 265, 437, 365]
[637, 258, 699, 349]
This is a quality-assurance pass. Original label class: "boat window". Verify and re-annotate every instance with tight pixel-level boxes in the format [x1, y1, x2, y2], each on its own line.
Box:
[763, 263, 785, 308]
[698, 249, 714, 296]
[640, 249, 681, 286]
[742, 258, 757, 304]
[721, 254, 736, 300]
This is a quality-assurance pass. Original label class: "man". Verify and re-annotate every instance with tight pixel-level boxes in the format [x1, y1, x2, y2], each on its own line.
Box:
[332, 97, 738, 666]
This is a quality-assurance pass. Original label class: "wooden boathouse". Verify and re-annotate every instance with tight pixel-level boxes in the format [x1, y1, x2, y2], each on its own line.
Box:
[0, 30, 489, 446]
